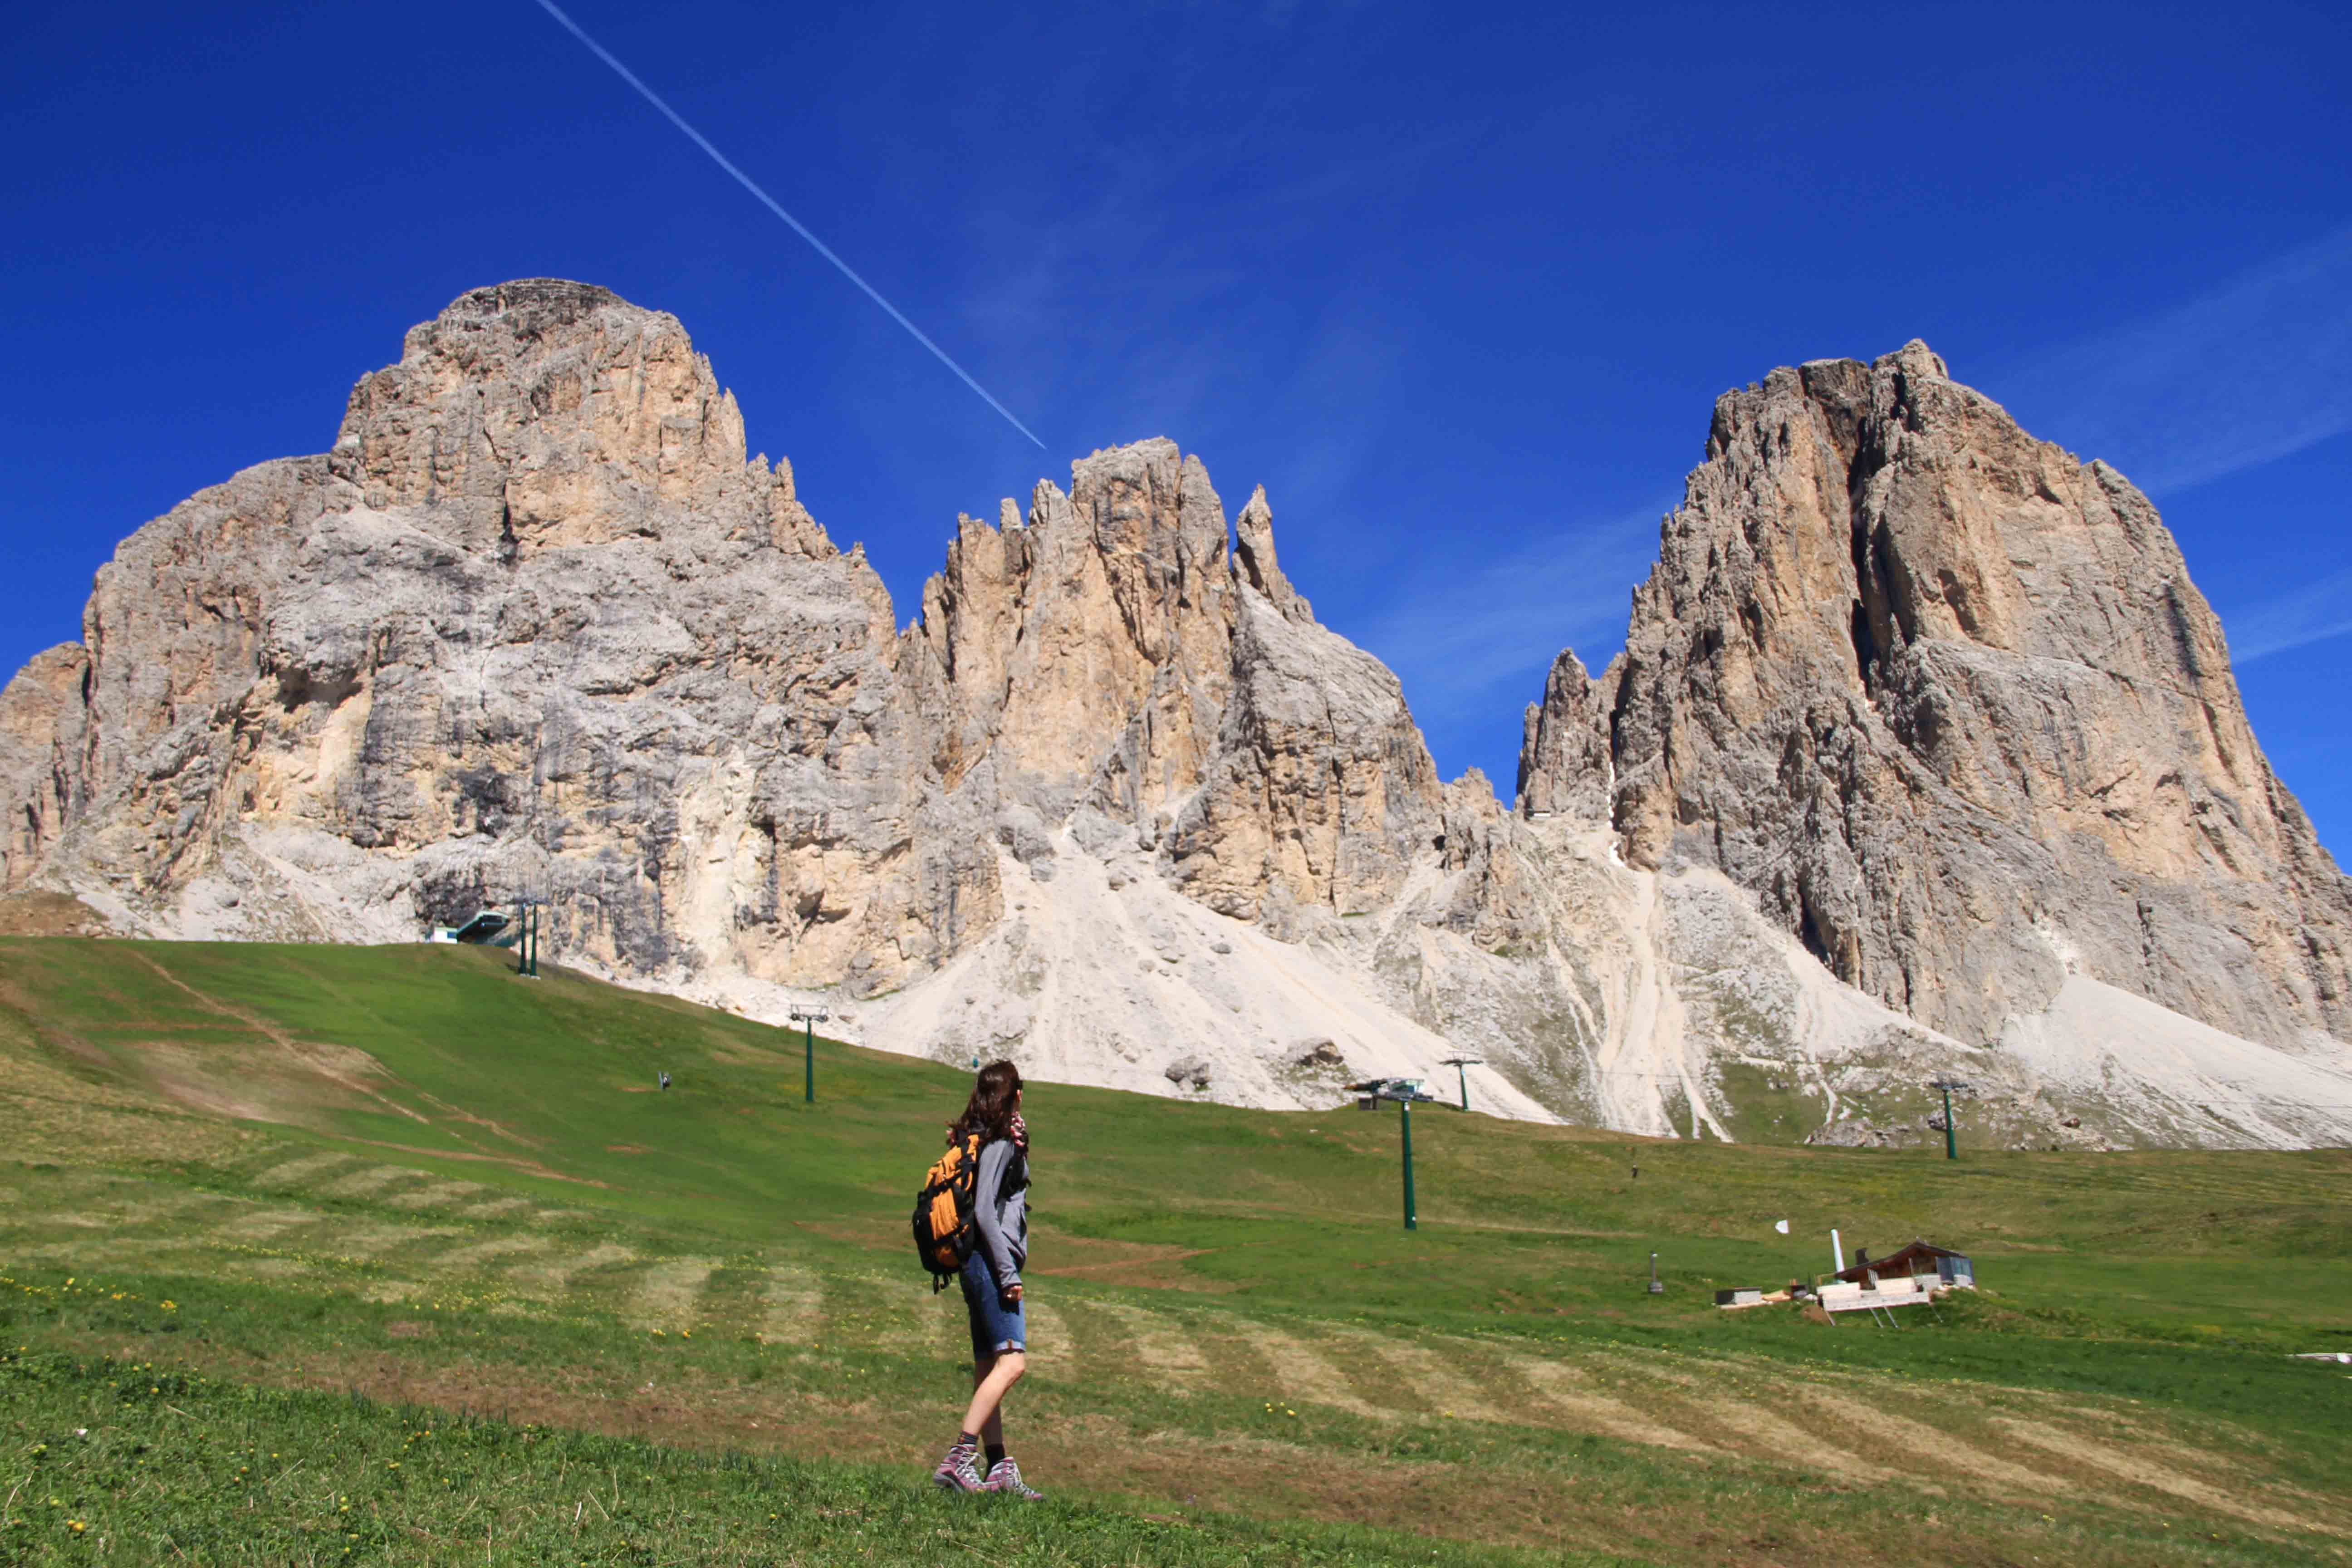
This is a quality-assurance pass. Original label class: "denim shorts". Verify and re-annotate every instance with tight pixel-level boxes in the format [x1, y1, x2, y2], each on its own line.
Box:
[957, 1249, 1026, 1361]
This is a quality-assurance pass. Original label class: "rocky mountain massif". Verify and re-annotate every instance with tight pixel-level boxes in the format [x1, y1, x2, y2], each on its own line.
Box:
[7, 280, 2350, 1147]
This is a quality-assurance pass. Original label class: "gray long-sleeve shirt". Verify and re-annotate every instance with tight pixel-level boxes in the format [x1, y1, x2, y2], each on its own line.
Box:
[971, 1137, 1028, 1289]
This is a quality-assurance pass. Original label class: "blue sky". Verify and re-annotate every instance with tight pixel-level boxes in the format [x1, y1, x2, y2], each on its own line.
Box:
[5, 2, 2348, 849]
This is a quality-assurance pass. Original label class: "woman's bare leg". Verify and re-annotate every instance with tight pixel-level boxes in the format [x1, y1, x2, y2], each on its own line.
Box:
[967, 1352, 998, 1447]
[961, 1349, 1026, 1437]
[972, 1358, 1007, 1449]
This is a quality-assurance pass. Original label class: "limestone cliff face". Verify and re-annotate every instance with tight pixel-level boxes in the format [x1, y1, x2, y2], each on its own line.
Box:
[895, 442, 1442, 927]
[0, 644, 89, 882]
[0, 284, 1442, 1012]
[1515, 649, 1616, 823]
[1170, 585, 1446, 925]
[899, 441, 1238, 822]
[0, 281, 964, 992]
[1524, 341, 2352, 1053]
[9, 288, 2351, 1147]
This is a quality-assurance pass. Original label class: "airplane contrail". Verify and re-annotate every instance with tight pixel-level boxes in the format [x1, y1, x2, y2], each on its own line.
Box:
[531, 0, 1047, 449]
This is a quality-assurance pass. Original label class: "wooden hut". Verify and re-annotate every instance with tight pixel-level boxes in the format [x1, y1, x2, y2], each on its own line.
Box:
[1831, 1239, 1973, 1289]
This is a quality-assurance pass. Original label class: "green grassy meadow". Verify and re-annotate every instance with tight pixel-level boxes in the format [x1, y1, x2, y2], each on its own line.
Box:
[2, 936, 2349, 1565]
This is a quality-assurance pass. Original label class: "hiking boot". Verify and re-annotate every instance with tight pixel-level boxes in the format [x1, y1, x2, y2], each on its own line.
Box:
[931, 1440, 984, 1492]
[982, 1457, 1044, 1499]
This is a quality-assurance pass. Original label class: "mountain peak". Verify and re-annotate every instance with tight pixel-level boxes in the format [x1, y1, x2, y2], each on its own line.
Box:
[434, 276, 632, 322]
[1573, 343, 2352, 1051]
[6, 301, 2348, 1148]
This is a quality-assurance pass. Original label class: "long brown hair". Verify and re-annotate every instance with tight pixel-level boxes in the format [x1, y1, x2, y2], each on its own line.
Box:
[948, 1059, 1023, 1147]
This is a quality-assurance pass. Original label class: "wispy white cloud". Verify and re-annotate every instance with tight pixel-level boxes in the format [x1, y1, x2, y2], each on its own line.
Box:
[1357, 501, 1667, 713]
[2001, 224, 2352, 496]
[2226, 567, 2352, 663]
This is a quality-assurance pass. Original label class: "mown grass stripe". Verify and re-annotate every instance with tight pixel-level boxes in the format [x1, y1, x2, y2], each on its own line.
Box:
[628, 1256, 718, 1331]
[1659, 1386, 1889, 1480]
[331, 1222, 466, 1261]
[514, 1240, 636, 1298]
[386, 1179, 487, 1210]
[1796, 1386, 2062, 1495]
[1020, 1298, 1073, 1381]
[1499, 1352, 1718, 1451]
[1333, 1329, 1514, 1422]
[1089, 1299, 1210, 1393]
[321, 1163, 425, 1199]
[251, 1151, 355, 1188]
[1228, 1320, 1385, 1418]
[1992, 1417, 2326, 1532]
[211, 1208, 323, 1243]
[759, 1262, 823, 1344]
[436, 1235, 552, 1271]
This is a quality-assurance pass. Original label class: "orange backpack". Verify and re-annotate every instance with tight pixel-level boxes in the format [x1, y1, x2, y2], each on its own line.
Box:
[911, 1133, 985, 1290]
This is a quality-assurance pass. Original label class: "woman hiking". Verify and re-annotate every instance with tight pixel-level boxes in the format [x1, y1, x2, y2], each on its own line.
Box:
[931, 1060, 1043, 1497]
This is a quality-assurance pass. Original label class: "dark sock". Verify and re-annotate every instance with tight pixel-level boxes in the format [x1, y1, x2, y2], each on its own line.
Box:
[956, 1431, 978, 1450]
[985, 1443, 1007, 1469]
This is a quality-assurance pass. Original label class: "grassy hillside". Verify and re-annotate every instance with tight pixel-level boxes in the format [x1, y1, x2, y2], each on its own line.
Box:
[3, 937, 2348, 1565]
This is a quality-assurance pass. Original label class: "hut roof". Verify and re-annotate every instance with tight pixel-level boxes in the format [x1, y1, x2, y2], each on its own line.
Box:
[1831, 1239, 1968, 1284]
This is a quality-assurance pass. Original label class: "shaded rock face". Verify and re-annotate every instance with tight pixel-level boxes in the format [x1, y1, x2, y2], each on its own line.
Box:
[1515, 648, 1616, 822]
[0, 644, 90, 881]
[1527, 341, 2352, 1052]
[1170, 586, 1444, 924]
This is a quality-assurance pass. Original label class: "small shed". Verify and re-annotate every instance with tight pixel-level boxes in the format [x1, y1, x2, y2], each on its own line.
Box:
[1831, 1239, 1973, 1289]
